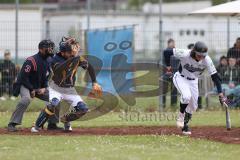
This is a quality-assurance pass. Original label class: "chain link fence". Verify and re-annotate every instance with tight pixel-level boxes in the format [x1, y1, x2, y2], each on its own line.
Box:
[0, 5, 239, 110]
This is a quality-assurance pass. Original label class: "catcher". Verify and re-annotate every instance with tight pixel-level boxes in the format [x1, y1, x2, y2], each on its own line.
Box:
[31, 37, 102, 132]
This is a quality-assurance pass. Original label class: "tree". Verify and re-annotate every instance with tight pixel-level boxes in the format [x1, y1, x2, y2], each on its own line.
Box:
[128, 0, 230, 9]
[212, 0, 227, 5]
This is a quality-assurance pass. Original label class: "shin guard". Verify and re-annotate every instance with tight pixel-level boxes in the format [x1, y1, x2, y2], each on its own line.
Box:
[35, 107, 54, 129]
[60, 102, 88, 123]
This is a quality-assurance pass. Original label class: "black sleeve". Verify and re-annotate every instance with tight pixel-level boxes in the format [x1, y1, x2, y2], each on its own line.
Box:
[227, 49, 230, 58]
[163, 49, 174, 66]
[10, 62, 17, 80]
[227, 48, 234, 58]
[79, 58, 88, 69]
[20, 60, 34, 91]
[211, 73, 222, 93]
[78, 56, 97, 83]
[227, 50, 230, 58]
[86, 63, 97, 83]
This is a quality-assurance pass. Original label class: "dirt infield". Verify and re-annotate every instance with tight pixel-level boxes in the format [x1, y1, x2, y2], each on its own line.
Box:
[1, 126, 240, 144]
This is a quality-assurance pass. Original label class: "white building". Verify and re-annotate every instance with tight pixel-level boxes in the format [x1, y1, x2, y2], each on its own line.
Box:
[0, 5, 42, 59]
[0, 1, 239, 60]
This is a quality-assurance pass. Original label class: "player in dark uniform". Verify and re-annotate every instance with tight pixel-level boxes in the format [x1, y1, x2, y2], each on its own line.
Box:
[0, 50, 17, 100]
[8, 40, 61, 132]
[31, 37, 102, 132]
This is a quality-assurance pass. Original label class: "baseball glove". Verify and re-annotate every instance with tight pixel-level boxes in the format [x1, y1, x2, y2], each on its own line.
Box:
[88, 83, 102, 98]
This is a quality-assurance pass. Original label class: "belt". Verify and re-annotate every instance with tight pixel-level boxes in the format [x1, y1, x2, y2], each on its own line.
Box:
[180, 75, 195, 80]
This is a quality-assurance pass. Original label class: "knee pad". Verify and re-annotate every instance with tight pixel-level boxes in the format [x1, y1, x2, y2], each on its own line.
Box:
[46, 98, 60, 113]
[51, 98, 60, 107]
[74, 102, 88, 113]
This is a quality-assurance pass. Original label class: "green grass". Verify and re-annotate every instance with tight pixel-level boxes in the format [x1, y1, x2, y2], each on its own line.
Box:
[0, 98, 46, 112]
[0, 94, 225, 114]
[0, 110, 240, 128]
[0, 95, 160, 112]
[1, 101, 240, 160]
[0, 135, 240, 160]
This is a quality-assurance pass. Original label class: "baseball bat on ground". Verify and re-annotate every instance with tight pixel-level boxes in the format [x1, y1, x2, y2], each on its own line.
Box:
[223, 102, 231, 130]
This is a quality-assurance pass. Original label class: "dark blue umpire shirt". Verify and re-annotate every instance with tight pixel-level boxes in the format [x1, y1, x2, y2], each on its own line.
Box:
[16, 52, 50, 91]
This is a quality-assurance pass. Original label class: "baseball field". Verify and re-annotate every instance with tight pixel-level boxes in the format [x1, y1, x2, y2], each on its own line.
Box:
[0, 106, 240, 160]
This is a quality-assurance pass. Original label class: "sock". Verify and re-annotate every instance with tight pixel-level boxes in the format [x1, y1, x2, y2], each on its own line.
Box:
[180, 103, 188, 113]
[184, 112, 192, 125]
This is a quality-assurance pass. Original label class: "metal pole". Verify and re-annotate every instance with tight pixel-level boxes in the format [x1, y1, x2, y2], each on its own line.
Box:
[45, 20, 50, 39]
[87, 0, 91, 30]
[159, 0, 163, 112]
[15, 0, 19, 64]
[227, 17, 230, 49]
[227, 0, 231, 49]
[159, 0, 163, 63]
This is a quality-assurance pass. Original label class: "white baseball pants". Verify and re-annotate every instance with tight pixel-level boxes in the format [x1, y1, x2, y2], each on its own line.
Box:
[173, 72, 199, 114]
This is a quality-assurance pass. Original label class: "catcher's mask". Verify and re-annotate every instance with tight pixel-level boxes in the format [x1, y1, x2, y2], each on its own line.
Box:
[59, 36, 80, 59]
[38, 39, 55, 57]
[59, 36, 76, 52]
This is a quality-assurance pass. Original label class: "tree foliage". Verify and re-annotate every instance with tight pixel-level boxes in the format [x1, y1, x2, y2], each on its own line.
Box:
[212, 0, 228, 5]
[128, 0, 230, 9]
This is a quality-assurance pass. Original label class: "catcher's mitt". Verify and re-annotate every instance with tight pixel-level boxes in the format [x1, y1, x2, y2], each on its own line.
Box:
[88, 83, 102, 98]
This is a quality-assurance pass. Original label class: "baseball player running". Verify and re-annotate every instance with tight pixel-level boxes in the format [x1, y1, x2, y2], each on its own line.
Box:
[164, 41, 226, 135]
[31, 37, 102, 132]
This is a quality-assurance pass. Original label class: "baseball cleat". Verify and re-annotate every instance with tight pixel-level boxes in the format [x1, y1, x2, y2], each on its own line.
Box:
[31, 127, 39, 133]
[182, 130, 191, 135]
[176, 112, 185, 128]
[64, 122, 72, 132]
[182, 125, 191, 135]
[7, 123, 18, 132]
[47, 123, 63, 131]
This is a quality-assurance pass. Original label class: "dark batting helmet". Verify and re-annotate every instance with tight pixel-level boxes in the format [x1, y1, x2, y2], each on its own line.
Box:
[193, 41, 208, 56]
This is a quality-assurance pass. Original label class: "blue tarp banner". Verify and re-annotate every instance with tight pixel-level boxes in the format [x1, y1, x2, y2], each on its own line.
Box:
[86, 27, 134, 94]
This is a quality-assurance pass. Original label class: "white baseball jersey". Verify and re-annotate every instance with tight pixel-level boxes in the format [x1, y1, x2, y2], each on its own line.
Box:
[173, 48, 217, 79]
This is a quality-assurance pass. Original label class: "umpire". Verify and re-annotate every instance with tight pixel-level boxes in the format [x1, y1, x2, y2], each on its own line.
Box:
[7, 40, 60, 132]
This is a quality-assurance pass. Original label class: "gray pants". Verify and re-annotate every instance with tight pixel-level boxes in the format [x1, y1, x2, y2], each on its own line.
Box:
[9, 85, 59, 125]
